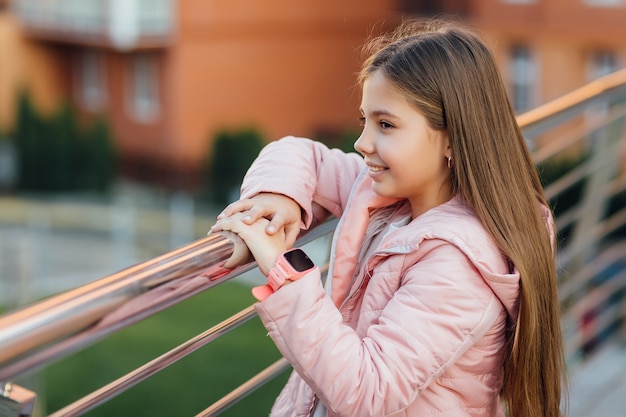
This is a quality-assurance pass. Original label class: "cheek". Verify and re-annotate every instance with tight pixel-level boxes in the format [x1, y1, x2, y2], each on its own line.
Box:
[407, 145, 442, 177]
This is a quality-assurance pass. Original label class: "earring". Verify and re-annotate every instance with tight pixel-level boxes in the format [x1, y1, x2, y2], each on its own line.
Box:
[447, 156, 453, 169]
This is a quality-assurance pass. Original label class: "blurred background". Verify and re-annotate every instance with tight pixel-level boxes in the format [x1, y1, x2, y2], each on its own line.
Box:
[1, 0, 625, 416]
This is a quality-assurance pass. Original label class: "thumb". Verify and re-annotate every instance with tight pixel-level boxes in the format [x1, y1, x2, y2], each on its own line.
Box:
[218, 231, 253, 268]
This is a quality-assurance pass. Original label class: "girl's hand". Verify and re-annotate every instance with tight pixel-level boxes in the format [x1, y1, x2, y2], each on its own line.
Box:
[212, 212, 287, 275]
[213, 193, 302, 248]
[216, 230, 254, 269]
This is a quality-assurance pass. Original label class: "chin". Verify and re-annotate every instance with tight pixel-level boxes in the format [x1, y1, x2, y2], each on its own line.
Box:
[371, 185, 394, 198]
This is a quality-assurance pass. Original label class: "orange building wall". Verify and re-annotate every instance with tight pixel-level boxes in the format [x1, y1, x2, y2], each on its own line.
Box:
[167, 0, 398, 168]
[0, 12, 67, 131]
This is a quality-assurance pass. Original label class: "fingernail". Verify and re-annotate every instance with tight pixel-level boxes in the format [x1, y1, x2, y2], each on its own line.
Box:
[243, 216, 251, 223]
[267, 225, 276, 233]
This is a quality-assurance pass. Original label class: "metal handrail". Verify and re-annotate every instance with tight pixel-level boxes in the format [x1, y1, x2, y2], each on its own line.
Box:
[517, 67, 626, 135]
[0, 233, 240, 380]
[0, 219, 336, 379]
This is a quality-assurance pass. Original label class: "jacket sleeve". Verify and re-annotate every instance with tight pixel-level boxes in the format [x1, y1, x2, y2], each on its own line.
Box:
[239, 136, 365, 229]
[254, 239, 504, 417]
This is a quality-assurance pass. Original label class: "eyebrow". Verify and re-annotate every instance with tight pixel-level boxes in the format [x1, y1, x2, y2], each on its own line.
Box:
[359, 108, 399, 118]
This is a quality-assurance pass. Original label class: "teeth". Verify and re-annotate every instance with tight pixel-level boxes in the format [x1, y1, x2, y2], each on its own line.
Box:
[369, 166, 386, 172]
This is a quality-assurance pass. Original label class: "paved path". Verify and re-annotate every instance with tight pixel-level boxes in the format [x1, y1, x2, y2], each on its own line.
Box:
[0, 191, 217, 305]
[568, 340, 626, 416]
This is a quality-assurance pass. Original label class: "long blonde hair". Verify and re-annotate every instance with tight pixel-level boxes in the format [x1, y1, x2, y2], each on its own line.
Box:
[359, 20, 566, 417]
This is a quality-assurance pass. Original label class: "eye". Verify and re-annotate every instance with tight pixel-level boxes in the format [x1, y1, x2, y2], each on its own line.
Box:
[358, 117, 366, 127]
[379, 120, 394, 130]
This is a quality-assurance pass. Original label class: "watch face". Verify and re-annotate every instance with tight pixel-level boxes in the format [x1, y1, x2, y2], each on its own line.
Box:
[284, 249, 315, 272]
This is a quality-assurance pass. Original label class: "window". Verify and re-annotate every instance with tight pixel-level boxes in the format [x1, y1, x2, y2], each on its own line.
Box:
[76, 51, 107, 111]
[126, 53, 160, 122]
[586, 50, 621, 117]
[398, 0, 469, 15]
[588, 50, 619, 80]
[508, 44, 537, 112]
[583, 0, 625, 7]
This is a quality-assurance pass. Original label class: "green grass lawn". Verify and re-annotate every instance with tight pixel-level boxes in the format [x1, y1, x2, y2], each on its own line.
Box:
[41, 280, 290, 416]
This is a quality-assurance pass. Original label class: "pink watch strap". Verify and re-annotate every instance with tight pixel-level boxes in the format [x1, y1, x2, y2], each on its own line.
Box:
[251, 284, 274, 301]
[252, 249, 315, 301]
[252, 264, 288, 301]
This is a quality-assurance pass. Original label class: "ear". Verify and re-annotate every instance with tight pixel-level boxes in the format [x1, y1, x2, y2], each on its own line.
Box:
[441, 131, 452, 160]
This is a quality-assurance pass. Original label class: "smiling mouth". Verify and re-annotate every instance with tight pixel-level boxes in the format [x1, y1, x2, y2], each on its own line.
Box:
[368, 166, 387, 172]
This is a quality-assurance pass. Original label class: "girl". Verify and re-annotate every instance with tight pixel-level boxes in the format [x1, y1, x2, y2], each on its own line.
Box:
[212, 19, 566, 417]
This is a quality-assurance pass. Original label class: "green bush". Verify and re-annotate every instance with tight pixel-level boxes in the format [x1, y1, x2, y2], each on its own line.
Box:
[206, 127, 264, 206]
[15, 90, 43, 190]
[13, 90, 117, 193]
[536, 148, 626, 243]
[537, 152, 589, 218]
[536, 152, 589, 249]
[605, 187, 626, 240]
[83, 117, 117, 192]
[47, 102, 79, 191]
[314, 127, 361, 154]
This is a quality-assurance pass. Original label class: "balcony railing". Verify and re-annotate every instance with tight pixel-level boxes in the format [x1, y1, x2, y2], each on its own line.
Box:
[1, 69, 626, 416]
[10, 0, 174, 50]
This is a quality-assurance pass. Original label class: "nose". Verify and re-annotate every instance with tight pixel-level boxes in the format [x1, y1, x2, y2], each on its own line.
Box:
[354, 128, 373, 156]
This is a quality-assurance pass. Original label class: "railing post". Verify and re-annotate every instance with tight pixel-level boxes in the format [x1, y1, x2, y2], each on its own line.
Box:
[0, 382, 36, 417]
[569, 111, 622, 266]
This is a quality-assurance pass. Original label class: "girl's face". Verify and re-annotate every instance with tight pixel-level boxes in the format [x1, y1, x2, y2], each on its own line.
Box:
[355, 70, 453, 218]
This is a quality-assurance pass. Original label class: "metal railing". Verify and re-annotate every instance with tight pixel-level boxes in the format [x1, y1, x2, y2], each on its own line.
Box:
[0, 218, 336, 416]
[1, 68, 626, 416]
[523, 69, 626, 364]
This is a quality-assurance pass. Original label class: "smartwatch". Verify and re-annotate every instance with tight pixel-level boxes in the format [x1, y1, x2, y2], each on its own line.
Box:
[252, 248, 316, 301]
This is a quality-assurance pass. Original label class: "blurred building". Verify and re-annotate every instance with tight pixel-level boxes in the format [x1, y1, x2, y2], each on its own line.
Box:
[1, 0, 398, 187]
[469, 0, 626, 112]
[1, 0, 625, 186]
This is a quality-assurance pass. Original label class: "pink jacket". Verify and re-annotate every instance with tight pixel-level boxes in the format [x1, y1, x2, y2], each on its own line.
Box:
[240, 137, 526, 417]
